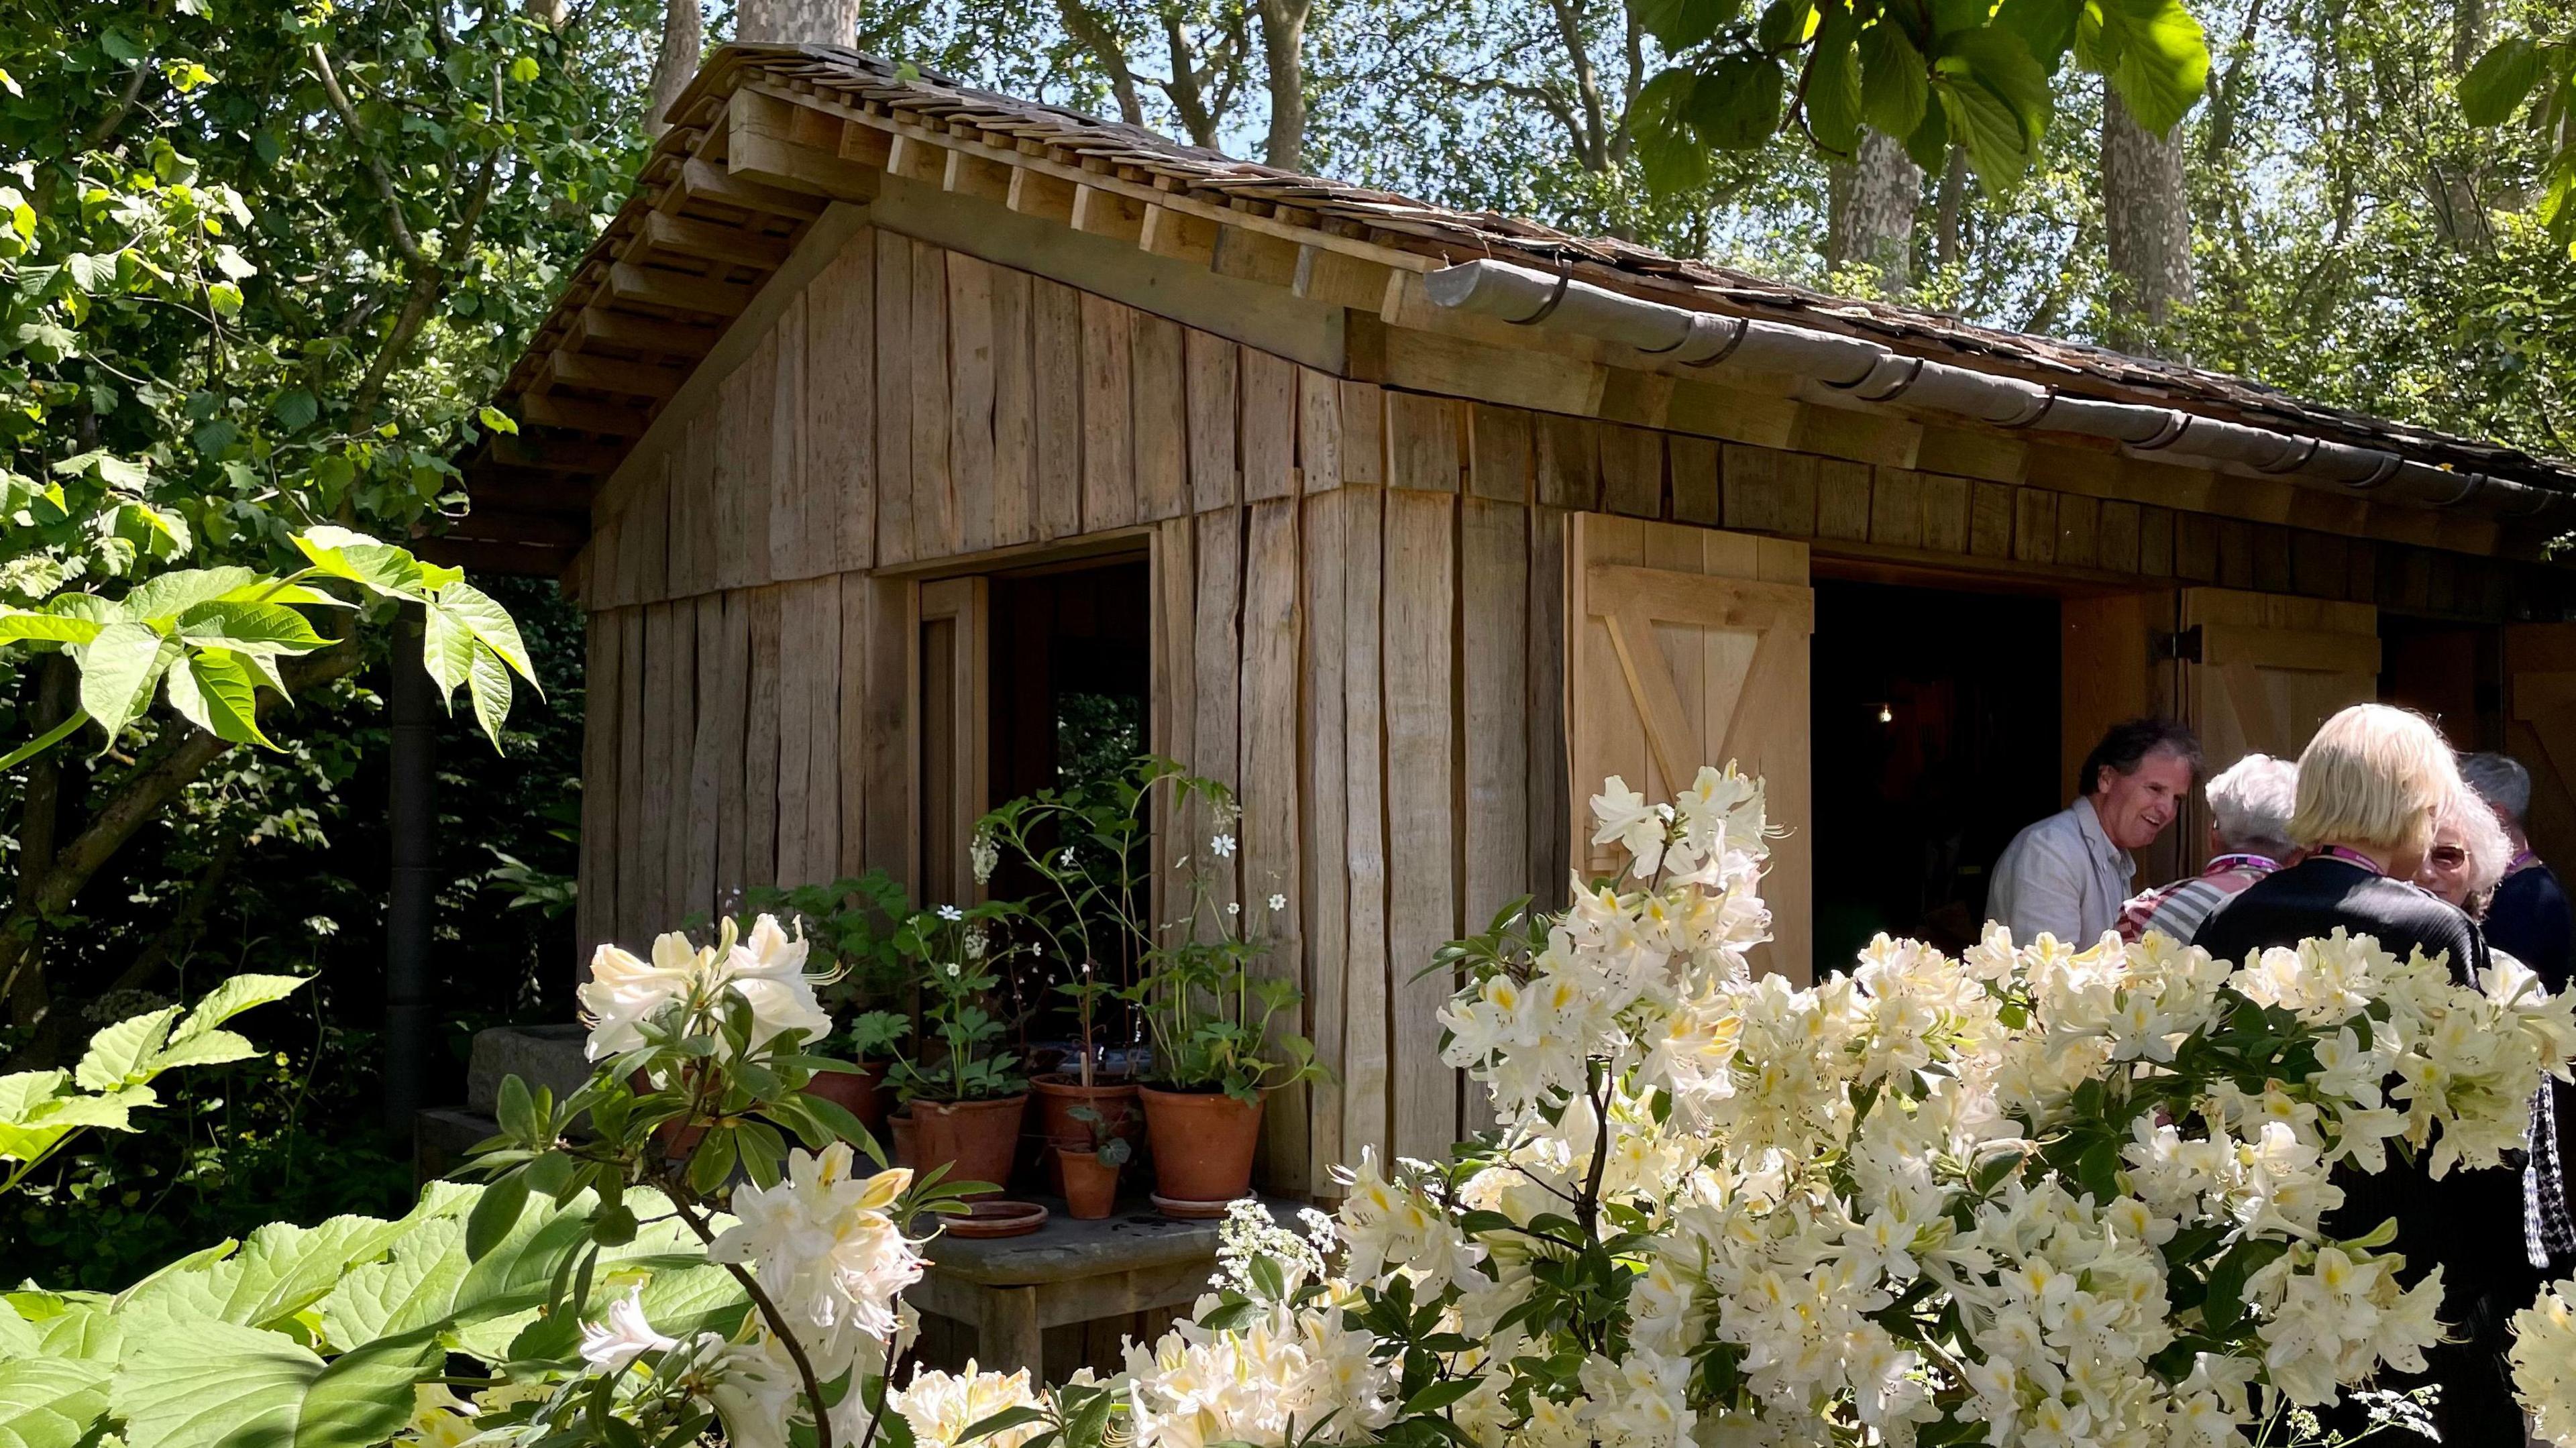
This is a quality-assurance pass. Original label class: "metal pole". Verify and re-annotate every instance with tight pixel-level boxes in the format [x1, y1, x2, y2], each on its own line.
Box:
[384, 609, 437, 1135]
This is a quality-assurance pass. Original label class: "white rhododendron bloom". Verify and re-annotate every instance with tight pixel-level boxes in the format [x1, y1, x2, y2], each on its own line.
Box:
[579, 1286, 678, 1372]
[710, 1143, 923, 1350]
[888, 1362, 1047, 1448]
[1085, 765, 2576, 1448]
[577, 913, 833, 1061]
[2518, 1280, 2576, 1445]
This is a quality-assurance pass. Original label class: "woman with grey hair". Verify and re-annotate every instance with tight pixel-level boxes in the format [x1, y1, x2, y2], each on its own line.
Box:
[2416, 776, 2516, 917]
[2114, 752, 2298, 944]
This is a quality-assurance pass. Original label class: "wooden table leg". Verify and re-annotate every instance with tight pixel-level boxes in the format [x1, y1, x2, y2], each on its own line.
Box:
[976, 1285, 1044, 1378]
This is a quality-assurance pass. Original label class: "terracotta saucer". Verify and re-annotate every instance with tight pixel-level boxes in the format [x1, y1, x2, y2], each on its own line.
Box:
[946, 1199, 1049, 1238]
[1150, 1192, 1232, 1220]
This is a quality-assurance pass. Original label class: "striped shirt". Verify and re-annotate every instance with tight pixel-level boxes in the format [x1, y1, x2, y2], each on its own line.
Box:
[2116, 853, 2279, 946]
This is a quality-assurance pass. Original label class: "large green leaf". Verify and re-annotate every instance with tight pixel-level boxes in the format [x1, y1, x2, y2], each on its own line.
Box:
[74, 1007, 182, 1091]
[2462, 36, 2544, 127]
[1935, 26, 2053, 190]
[164, 649, 274, 748]
[173, 602, 325, 657]
[2078, 0, 2208, 134]
[114, 569, 260, 626]
[0, 611, 101, 647]
[318, 1218, 470, 1349]
[1858, 20, 1929, 139]
[172, 976, 308, 1044]
[1806, 9, 1864, 154]
[118, 1217, 407, 1332]
[1629, 69, 1714, 194]
[417, 602, 475, 700]
[433, 581, 538, 690]
[1686, 54, 1786, 150]
[110, 1319, 322, 1448]
[74, 622, 177, 740]
[0, 1357, 111, 1448]
[466, 645, 513, 745]
[1633, 0, 1744, 53]
[289, 528, 439, 600]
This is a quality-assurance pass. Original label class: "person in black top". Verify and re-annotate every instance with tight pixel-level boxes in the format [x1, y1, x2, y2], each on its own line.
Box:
[2461, 753, 2576, 995]
[2192, 707, 2542, 1443]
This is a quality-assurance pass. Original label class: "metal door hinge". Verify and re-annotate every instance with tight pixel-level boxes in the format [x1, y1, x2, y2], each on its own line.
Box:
[2152, 625, 2203, 663]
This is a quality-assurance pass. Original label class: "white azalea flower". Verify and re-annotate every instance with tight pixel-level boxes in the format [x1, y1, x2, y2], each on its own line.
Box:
[579, 1287, 678, 1372]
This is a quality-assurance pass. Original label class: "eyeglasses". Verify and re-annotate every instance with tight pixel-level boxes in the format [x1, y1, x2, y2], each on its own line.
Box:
[2428, 846, 2468, 869]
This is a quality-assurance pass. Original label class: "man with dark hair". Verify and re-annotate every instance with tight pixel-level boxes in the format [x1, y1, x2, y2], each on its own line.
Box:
[1988, 718, 2203, 944]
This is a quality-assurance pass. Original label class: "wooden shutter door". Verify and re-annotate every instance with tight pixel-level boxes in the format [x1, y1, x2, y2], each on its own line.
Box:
[2174, 588, 2379, 868]
[919, 577, 991, 906]
[1568, 514, 1813, 982]
[2506, 624, 2576, 878]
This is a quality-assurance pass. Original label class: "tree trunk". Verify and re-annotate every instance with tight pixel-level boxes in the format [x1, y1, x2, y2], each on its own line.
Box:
[2101, 87, 2194, 356]
[2451, 0, 2489, 75]
[650, 0, 704, 136]
[735, 0, 859, 44]
[1256, 0, 1309, 171]
[1933, 147, 1968, 274]
[1825, 130, 1921, 289]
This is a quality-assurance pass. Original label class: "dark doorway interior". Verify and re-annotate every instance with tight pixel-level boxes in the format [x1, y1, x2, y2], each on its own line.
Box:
[1810, 579, 2061, 970]
[988, 558, 1152, 807]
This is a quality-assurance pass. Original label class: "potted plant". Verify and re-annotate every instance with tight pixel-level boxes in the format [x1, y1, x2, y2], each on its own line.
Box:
[1126, 771, 1324, 1215]
[743, 873, 915, 1131]
[974, 771, 1157, 1182]
[1055, 1103, 1135, 1219]
[886, 900, 1030, 1195]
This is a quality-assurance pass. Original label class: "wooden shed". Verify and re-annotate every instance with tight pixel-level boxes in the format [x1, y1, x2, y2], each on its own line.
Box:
[460, 44, 2576, 1192]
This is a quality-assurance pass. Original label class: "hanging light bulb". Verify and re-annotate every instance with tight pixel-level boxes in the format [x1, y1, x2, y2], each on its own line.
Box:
[1876, 703, 1894, 724]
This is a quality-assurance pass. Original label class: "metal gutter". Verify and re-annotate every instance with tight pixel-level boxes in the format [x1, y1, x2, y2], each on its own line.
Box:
[1424, 260, 2570, 525]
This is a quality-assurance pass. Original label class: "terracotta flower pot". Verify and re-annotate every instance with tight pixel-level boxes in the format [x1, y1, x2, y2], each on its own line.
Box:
[1032, 1074, 1141, 1190]
[1057, 1145, 1122, 1220]
[803, 1061, 891, 1133]
[1138, 1085, 1263, 1207]
[910, 1093, 1028, 1196]
[890, 1106, 916, 1170]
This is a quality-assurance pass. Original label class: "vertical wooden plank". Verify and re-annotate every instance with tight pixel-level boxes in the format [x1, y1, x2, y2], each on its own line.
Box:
[632, 461, 674, 603]
[1383, 490, 1458, 1160]
[1338, 382, 1384, 487]
[1599, 424, 1664, 518]
[1152, 516, 1197, 930]
[806, 577, 842, 885]
[1299, 490, 1347, 1187]
[615, 609, 649, 944]
[686, 594, 728, 924]
[949, 253, 998, 556]
[1722, 445, 1816, 536]
[1193, 508, 1244, 880]
[2098, 498, 2141, 574]
[1187, 331, 1241, 512]
[2253, 524, 2293, 594]
[1340, 487, 1389, 1164]
[2217, 519, 2255, 589]
[1032, 280, 1083, 543]
[2140, 505, 2176, 577]
[1298, 368, 1342, 494]
[1081, 293, 1137, 532]
[769, 292, 810, 580]
[2013, 488, 2058, 564]
[640, 601, 686, 934]
[676, 421, 714, 596]
[1920, 473, 1971, 553]
[1466, 404, 1530, 503]
[1240, 497, 1306, 1190]
[578, 609, 621, 960]
[1387, 392, 1462, 493]
[1240, 348, 1299, 502]
[743, 587, 784, 893]
[1536, 414, 1599, 510]
[1670, 436, 1720, 524]
[1460, 496, 1527, 1136]
[1970, 482, 2015, 558]
[874, 229, 915, 565]
[737, 339, 777, 588]
[774, 588, 816, 887]
[1868, 465, 1923, 548]
[912, 240, 957, 559]
[713, 592, 753, 909]
[1815, 458, 1872, 541]
[2055, 493, 2100, 570]
[1527, 507, 1570, 899]
[860, 576, 914, 892]
[1132, 313, 1189, 520]
[989, 265, 1036, 547]
[806, 230, 875, 574]
[838, 577, 871, 878]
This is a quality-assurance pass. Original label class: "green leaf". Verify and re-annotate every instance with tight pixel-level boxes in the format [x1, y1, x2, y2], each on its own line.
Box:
[1629, 69, 1714, 194]
[165, 649, 274, 748]
[74, 622, 178, 740]
[465, 1172, 530, 1261]
[172, 975, 309, 1044]
[146, 1029, 260, 1074]
[1992, 0, 2080, 71]
[110, 1319, 322, 1448]
[290, 527, 435, 598]
[294, 1329, 443, 1448]
[2200, 1237, 2288, 1334]
[476, 406, 519, 436]
[2080, 0, 2208, 135]
[1807, 11, 1864, 153]
[0, 1356, 113, 1448]
[1859, 21, 1930, 137]
[174, 602, 326, 656]
[269, 390, 319, 432]
[0, 611, 103, 647]
[1935, 27, 2052, 190]
[1635, 0, 1743, 53]
[467, 645, 513, 745]
[319, 1219, 470, 1349]
[74, 1007, 182, 1091]
[433, 581, 539, 688]
[1686, 54, 1786, 150]
[117, 568, 262, 624]
[118, 1216, 407, 1331]
[2462, 36, 2544, 127]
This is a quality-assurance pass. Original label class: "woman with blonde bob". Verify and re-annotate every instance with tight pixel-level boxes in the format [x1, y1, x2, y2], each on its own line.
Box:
[2195, 704, 2539, 1441]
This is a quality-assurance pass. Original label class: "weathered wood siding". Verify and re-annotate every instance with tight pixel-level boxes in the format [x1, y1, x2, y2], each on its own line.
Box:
[572, 219, 2556, 1194]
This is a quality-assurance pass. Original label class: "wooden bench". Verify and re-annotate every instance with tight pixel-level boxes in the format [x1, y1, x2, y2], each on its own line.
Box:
[909, 1199, 1291, 1378]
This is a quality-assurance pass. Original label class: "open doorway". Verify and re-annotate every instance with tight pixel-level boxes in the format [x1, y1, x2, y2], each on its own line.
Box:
[1810, 579, 2062, 969]
[987, 557, 1152, 806]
